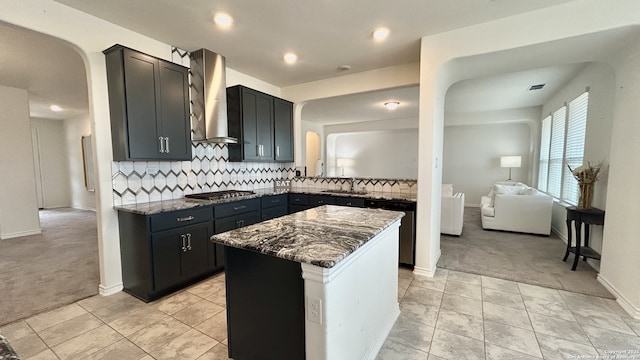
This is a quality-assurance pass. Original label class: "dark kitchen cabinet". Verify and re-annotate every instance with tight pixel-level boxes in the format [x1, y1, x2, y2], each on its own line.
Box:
[152, 222, 213, 291]
[117, 206, 215, 302]
[227, 85, 273, 161]
[227, 85, 294, 162]
[214, 198, 261, 232]
[273, 98, 294, 162]
[261, 194, 288, 221]
[104, 44, 191, 161]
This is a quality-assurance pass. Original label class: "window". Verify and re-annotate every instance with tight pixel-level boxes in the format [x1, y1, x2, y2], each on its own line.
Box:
[537, 91, 589, 204]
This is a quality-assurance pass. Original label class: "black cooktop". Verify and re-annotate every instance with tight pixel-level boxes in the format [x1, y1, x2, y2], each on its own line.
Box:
[185, 190, 255, 200]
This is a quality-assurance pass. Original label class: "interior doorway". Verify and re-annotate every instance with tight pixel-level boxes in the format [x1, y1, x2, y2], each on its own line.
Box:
[305, 131, 321, 177]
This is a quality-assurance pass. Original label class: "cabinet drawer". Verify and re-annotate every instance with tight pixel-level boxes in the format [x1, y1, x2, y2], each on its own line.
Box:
[289, 194, 308, 205]
[334, 197, 365, 207]
[309, 195, 336, 206]
[150, 206, 213, 233]
[215, 198, 260, 218]
[261, 194, 288, 209]
[261, 205, 288, 221]
[215, 212, 261, 234]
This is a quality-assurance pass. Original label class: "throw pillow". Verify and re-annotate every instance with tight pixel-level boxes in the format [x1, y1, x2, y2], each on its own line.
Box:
[519, 187, 539, 196]
[490, 183, 527, 206]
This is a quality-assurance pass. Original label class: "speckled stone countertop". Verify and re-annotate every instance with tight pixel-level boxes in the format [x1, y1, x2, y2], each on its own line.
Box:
[210, 205, 404, 268]
[114, 188, 415, 215]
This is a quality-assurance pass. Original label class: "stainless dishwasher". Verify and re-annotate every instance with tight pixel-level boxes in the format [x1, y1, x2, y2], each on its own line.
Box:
[364, 199, 416, 267]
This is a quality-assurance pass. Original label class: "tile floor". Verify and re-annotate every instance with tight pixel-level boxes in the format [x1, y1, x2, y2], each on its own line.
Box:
[3, 268, 640, 360]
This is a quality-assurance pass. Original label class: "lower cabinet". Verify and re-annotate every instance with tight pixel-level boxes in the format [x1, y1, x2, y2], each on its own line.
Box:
[117, 206, 216, 302]
[261, 194, 288, 221]
[152, 222, 213, 291]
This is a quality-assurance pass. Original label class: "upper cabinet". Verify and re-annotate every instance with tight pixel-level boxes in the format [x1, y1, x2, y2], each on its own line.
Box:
[227, 85, 294, 162]
[273, 97, 294, 162]
[104, 45, 192, 161]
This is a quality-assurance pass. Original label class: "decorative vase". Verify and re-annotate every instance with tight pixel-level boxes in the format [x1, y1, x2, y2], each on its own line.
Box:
[578, 182, 594, 209]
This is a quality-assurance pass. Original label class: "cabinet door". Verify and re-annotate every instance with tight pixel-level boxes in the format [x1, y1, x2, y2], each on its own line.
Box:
[255, 92, 274, 159]
[151, 228, 185, 291]
[123, 49, 161, 159]
[273, 98, 293, 162]
[240, 88, 260, 161]
[158, 61, 192, 160]
[182, 222, 213, 278]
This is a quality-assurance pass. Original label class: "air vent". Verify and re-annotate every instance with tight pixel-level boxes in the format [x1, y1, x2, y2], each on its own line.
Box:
[528, 84, 546, 91]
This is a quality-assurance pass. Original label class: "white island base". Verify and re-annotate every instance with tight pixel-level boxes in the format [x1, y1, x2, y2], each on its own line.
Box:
[302, 223, 400, 360]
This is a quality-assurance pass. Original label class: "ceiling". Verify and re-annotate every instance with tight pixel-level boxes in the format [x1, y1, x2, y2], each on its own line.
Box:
[0, 22, 88, 120]
[0, 0, 600, 122]
[54, 0, 576, 88]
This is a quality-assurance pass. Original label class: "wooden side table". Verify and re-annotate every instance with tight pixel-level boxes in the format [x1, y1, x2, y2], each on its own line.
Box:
[563, 206, 605, 271]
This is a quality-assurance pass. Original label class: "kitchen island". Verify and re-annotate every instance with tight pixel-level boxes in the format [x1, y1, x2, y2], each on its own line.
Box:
[210, 205, 403, 360]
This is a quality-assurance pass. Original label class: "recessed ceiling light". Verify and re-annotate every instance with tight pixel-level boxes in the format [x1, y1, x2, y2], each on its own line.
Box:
[213, 12, 233, 28]
[50, 105, 62, 112]
[372, 27, 390, 41]
[283, 52, 298, 64]
[384, 101, 399, 110]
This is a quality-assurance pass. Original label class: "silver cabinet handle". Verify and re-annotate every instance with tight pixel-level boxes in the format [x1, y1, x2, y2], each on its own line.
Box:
[233, 205, 247, 211]
[236, 219, 244, 228]
[181, 234, 187, 252]
[186, 233, 192, 250]
[164, 137, 170, 153]
[276, 145, 280, 158]
[177, 215, 195, 222]
[159, 137, 165, 153]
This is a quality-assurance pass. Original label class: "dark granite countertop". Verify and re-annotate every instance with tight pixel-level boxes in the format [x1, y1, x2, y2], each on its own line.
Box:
[114, 188, 415, 215]
[210, 205, 404, 268]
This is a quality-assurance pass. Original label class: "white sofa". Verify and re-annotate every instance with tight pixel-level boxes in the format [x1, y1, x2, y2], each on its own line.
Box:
[441, 184, 465, 236]
[480, 183, 553, 235]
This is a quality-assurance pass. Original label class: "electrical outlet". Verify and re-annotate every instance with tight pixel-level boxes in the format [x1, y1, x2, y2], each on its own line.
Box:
[307, 297, 322, 324]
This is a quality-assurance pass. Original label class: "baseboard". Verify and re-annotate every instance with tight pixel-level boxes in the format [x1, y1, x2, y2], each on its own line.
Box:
[1, 228, 42, 239]
[597, 274, 640, 319]
[413, 249, 442, 277]
[551, 225, 567, 243]
[99, 282, 123, 296]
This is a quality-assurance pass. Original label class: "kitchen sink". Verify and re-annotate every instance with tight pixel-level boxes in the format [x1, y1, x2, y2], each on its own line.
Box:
[321, 189, 368, 195]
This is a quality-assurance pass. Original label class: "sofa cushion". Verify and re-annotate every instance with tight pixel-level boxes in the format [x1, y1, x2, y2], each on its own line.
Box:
[481, 206, 495, 217]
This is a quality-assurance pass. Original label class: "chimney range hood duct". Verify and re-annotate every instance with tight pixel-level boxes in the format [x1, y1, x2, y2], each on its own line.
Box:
[190, 48, 237, 144]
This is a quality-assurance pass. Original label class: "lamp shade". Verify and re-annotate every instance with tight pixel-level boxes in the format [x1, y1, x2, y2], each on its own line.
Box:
[500, 156, 521, 168]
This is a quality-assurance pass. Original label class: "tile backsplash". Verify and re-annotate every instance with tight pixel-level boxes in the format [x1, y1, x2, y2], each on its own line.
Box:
[112, 142, 295, 206]
[290, 177, 417, 195]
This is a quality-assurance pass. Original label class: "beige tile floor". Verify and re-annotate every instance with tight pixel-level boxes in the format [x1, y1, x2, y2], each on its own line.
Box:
[3, 268, 640, 360]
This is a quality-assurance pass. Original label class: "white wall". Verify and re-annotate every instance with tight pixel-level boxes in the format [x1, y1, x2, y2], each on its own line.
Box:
[65, 114, 96, 211]
[323, 117, 419, 178]
[541, 62, 616, 267]
[599, 35, 640, 316]
[30, 118, 72, 208]
[443, 122, 533, 206]
[0, 85, 41, 239]
[326, 129, 418, 179]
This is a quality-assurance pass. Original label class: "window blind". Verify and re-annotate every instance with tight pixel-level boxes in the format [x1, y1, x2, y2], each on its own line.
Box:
[547, 106, 566, 198]
[562, 92, 589, 204]
[537, 115, 551, 192]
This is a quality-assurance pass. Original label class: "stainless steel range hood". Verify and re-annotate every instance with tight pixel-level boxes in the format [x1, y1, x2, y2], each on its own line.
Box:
[189, 48, 237, 144]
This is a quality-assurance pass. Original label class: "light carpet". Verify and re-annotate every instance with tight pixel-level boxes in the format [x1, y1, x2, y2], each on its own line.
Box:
[0, 208, 99, 326]
[439, 207, 613, 298]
